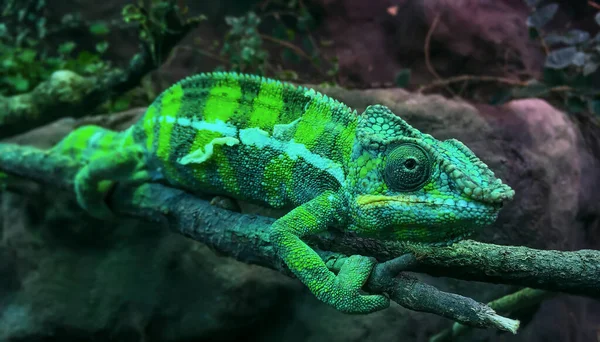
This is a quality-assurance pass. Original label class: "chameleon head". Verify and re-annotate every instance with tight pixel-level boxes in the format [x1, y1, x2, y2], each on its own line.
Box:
[344, 104, 515, 243]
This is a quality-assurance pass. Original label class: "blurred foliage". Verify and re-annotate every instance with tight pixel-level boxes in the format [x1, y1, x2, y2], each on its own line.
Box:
[221, 11, 268, 74]
[521, 0, 600, 114]
[215, 0, 339, 82]
[0, 0, 205, 113]
[122, 0, 206, 65]
[0, 0, 113, 96]
[0, 0, 334, 102]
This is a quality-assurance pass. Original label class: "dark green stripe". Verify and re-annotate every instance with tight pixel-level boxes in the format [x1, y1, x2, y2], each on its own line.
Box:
[280, 85, 312, 124]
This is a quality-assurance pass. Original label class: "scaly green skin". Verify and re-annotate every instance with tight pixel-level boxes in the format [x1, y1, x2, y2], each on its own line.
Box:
[50, 72, 515, 314]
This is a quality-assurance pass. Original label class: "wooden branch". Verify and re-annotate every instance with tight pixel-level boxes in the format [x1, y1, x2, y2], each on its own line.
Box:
[0, 2, 200, 139]
[396, 242, 600, 297]
[430, 288, 554, 342]
[1, 142, 599, 332]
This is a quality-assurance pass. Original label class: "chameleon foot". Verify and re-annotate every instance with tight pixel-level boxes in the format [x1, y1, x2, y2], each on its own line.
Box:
[74, 167, 115, 219]
[326, 255, 389, 314]
[73, 145, 149, 220]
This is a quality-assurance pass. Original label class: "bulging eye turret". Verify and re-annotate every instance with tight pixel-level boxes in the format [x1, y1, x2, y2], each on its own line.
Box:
[384, 143, 432, 192]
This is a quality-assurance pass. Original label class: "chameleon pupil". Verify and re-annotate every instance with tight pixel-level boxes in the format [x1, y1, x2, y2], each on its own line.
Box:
[404, 158, 417, 169]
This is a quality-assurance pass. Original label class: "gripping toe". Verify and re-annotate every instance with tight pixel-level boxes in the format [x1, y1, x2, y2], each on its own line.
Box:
[74, 167, 115, 219]
[329, 255, 390, 314]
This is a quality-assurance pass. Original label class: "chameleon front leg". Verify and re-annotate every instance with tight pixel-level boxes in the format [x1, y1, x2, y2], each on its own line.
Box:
[270, 191, 389, 314]
[74, 145, 150, 219]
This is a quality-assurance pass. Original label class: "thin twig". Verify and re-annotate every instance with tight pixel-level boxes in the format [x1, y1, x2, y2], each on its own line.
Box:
[538, 31, 551, 56]
[424, 13, 456, 96]
[260, 34, 321, 71]
[424, 13, 442, 80]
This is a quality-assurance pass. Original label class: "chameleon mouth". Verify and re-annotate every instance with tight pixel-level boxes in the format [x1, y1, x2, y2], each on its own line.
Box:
[355, 194, 504, 212]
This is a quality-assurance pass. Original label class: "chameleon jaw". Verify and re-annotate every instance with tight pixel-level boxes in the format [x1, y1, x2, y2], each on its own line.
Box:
[355, 194, 504, 212]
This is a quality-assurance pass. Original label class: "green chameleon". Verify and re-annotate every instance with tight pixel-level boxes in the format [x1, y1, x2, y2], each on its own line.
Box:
[51, 72, 514, 314]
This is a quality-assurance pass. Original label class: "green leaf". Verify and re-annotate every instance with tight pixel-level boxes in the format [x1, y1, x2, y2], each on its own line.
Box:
[545, 47, 577, 69]
[84, 62, 103, 74]
[61, 13, 74, 25]
[297, 8, 316, 31]
[45, 57, 65, 70]
[7, 75, 29, 92]
[95, 41, 109, 54]
[58, 41, 76, 55]
[76, 51, 100, 66]
[36, 17, 47, 39]
[2, 57, 16, 69]
[394, 69, 411, 88]
[18, 9, 26, 22]
[595, 12, 600, 26]
[526, 3, 558, 29]
[111, 97, 130, 112]
[247, 12, 260, 26]
[122, 4, 145, 24]
[89, 22, 110, 36]
[18, 49, 37, 63]
[285, 29, 296, 41]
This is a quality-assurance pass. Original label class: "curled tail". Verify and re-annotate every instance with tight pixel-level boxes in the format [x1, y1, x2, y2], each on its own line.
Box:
[50, 125, 151, 218]
[51, 125, 135, 163]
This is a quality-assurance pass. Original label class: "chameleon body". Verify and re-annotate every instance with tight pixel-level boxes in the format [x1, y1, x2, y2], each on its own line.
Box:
[51, 72, 514, 314]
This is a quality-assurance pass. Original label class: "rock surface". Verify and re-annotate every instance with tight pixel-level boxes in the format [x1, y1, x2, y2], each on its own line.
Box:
[1, 86, 599, 341]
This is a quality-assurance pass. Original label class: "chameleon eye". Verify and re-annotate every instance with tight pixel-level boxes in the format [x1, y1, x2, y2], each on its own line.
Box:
[384, 143, 432, 192]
